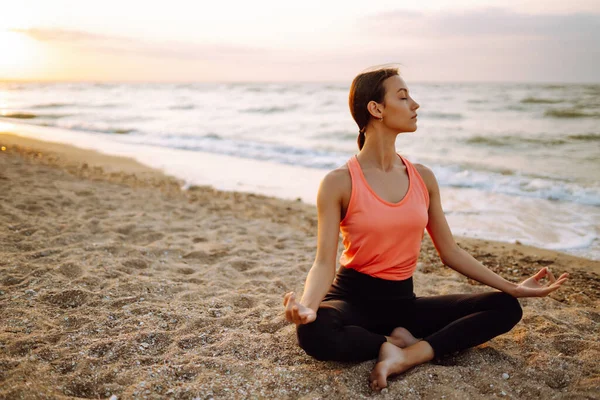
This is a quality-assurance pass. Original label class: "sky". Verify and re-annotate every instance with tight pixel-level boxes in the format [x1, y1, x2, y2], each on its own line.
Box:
[0, 0, 599, 83]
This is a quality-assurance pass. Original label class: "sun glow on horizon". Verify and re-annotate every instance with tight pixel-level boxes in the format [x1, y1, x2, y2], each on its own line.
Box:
[0, 30, 41, 77]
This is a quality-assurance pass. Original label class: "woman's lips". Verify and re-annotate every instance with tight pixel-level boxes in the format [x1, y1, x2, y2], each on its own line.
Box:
[411, 114, 418, 119]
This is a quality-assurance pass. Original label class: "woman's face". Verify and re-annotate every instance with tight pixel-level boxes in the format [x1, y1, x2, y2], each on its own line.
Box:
[380, 75, 420, 133]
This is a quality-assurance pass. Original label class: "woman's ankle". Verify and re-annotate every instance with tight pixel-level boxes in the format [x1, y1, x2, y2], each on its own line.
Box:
[404, 340, 435, 364]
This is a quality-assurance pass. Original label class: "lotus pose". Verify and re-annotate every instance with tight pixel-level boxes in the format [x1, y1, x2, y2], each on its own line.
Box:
[282, 66, 569, 391]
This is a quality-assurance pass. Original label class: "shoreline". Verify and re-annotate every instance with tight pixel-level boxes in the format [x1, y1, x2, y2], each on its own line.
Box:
[1, 131, 599, 398]
[2, 119, 598, 262]
[1, 130, 598, 270]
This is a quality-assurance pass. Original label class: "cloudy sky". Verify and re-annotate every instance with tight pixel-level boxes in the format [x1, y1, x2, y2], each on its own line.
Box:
[0, 0, 598, 82]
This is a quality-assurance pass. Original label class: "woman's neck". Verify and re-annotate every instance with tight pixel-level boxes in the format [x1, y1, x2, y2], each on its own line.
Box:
[358, 130, 400, 172]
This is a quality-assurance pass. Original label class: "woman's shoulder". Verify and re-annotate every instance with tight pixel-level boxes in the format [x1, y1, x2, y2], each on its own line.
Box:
[318, 163, 352, 199]
[412, 162, 438, 193]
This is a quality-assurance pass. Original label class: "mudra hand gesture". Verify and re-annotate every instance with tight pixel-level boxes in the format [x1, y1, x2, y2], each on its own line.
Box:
[513, 267, 569, 298]
[283, 292, 317, 325]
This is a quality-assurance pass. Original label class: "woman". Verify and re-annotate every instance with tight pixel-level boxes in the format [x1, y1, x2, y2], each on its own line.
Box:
[282, 66, 569, 392]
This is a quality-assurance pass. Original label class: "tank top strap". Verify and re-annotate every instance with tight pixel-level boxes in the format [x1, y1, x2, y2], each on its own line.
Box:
[346, 155, 362, 187]
[399, 154, 430, 208]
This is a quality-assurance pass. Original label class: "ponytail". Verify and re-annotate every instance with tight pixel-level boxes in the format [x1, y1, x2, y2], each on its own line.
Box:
[357, 129, 366, 150]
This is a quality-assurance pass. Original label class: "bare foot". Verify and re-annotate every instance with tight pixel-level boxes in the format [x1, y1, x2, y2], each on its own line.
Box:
[386, 327, 420, 348]
[369, 341, 434, 392]
[369, 342, 409, 391]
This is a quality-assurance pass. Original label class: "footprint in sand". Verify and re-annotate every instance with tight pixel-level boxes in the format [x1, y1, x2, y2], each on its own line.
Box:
[177, 335, 207, 350]
[257, 318, 288, 334]
[176, 267, 196, 275]
[74, 190, 94, 197]
[7, 339, 43, 356]
[51, 357, 78, 375]
[121, 259, 149, 270]
[233, 295, 257, 309]
[230, 260, 256, 272]
[115, 224, 136, 235]
[552, 335, 590, 356]
[135, 332, 172, 356]
[55, 262, 83, 278]
[88, 341, 115, 358]
[42, 289, 90, 308]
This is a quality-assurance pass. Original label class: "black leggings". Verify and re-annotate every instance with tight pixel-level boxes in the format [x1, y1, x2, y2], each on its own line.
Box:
[296, 267, 522, 362]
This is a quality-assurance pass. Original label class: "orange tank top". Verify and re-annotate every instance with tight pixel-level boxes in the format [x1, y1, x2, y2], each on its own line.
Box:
[339, 153, 430, 280]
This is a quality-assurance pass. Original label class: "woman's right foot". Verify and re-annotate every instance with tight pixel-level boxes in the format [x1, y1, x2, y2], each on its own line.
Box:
[369, 342, 410, 391]
[386, 327, 419, 348]
[369, 341, 435, 391]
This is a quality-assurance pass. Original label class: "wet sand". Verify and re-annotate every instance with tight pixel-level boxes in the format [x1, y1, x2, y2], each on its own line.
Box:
[1, 132, 598, 399]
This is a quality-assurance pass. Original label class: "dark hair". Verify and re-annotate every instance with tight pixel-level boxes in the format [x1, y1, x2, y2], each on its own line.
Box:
[348, 66, 399, 150]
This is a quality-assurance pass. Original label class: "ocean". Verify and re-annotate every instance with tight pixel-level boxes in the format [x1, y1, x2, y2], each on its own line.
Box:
[1, 81, 599, 260]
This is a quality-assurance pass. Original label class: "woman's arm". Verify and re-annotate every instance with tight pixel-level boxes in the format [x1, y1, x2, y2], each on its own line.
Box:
[416, 164, 567, 297]
[284, 170, 344, 323]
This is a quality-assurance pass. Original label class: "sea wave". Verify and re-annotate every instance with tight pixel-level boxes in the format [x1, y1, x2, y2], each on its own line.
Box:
[36, 113, 71, 120]
[118, 133, 600, 206]
[242, 105, 299, 114]
[544, 108, 600, 118]
[521, 97, 562, 104]
[466, 135, 567, 147]
[568, 133, 600, 141]
[434, 166, 600, 206]
[423, 112, 463, 120]
[1, 112, 36, 119]
[169, 104, 195, 110]
[30, 102, 76, 109]
[53, 121, 137, 135]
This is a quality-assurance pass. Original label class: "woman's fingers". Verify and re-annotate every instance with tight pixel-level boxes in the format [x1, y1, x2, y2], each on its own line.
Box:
[284, 294, 316, 324]
[557, 273, 569, 281]
[551, 277, 568, 288]
[533, 267, 548, 281]
[547, 273, 568, 288]
[546, 268, 557, 284]
[283, 292, 292, 307]
[284, 293, 297, 322]
[538, 275, 568, 296]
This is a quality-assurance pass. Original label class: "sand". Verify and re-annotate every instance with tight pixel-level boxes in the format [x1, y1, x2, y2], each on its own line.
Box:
[0, 132, 598, 400]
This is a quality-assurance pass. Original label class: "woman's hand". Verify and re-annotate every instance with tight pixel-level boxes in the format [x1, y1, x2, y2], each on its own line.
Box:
[512, 267, 569, 298]
[283, 292, 317, 325]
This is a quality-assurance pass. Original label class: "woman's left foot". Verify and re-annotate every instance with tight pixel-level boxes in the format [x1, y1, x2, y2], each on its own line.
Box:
[389, 327, 419, 348]
[369, 342, 410, 391]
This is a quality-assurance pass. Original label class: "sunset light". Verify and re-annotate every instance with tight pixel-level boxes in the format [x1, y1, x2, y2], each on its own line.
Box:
[0, 30, 37, 72]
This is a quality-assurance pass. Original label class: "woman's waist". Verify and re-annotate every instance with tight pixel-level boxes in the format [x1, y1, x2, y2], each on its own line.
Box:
[327, 266, 416, 302]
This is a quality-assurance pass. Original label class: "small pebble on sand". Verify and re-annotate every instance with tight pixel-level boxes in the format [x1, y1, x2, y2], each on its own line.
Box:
[502, 373, 510, 380]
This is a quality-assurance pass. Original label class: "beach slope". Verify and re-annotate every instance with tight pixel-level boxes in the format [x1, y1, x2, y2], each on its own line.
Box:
[1, 132, 598, 399]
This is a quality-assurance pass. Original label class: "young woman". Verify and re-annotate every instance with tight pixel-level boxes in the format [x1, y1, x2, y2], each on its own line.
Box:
[282, 66, 569, 392]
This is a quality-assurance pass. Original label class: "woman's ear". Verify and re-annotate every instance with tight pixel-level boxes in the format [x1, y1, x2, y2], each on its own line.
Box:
[367, 100, 383, 120]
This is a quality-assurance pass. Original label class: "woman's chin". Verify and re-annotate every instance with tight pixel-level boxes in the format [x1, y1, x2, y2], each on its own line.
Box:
[395, 123, 418, 133]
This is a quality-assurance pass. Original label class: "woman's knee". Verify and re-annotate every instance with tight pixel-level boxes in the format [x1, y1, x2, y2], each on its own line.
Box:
[497, 292, 523, 327]
[296, 321, 340, 361]
[295, 308, 340, 361]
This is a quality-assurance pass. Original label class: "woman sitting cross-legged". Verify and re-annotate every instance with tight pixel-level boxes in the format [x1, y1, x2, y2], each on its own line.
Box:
[282, 65, 569, 392]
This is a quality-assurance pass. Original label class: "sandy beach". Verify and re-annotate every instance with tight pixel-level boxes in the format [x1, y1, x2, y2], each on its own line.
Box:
[1, 131, 598, 399]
